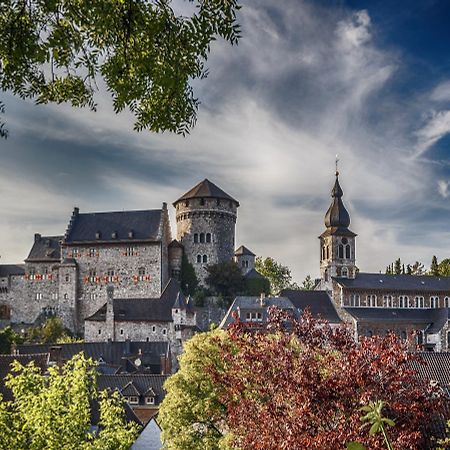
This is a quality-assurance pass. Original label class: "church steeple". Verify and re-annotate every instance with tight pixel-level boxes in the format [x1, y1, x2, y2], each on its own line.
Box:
[319, 165, 357, 289]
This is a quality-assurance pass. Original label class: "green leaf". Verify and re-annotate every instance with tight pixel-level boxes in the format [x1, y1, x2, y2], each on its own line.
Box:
[369, 422, 380, 435]
[346, 442, 367, 450]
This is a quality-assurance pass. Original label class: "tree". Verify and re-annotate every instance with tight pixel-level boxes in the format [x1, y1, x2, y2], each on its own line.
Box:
[430, 256, 440, 276]
[180, 253, 199, 296]
[204, 309, 442, 450]
[438, 258, 450, 277]
[255, 256, 295, 294]
[158, 329, 231, 450]
[0, 353, 139, 449]
[0, 0, 241, 137]
[300, 274, 315, 290]
[243, 276, 270, 296]
[205, 261, 245, 305]
[0, 327, 23, 354]
[411, 261, 425, 276]
[393, 258, 401, 275]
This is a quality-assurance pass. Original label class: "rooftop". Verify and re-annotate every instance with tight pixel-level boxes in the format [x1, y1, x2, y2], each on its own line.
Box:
[174, 179, 239, 206]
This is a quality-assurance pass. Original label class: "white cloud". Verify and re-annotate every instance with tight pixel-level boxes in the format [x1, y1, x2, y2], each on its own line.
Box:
[414, 109, 450, 157]
[430, 80, 450, 102]
[438, 180, 450, 198]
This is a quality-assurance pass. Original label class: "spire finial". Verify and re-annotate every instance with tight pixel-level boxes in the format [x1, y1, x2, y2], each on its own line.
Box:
[335, 154, 339, 177]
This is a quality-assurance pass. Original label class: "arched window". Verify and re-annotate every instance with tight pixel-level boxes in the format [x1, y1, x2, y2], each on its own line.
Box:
[345, 245, 351, 259]
[324, 269, 328, 282]
[203, 255, 208, 263]
[206, 233, 211, 243]
[326, 246, 330, 259]
[341, 267, 348, 278]
[197, 255, 201, 263]
[200, 233, 205, 243]
[194, 233, 198, 243]
[366, 295, 377, 307]
[445, 297, 450, 308]
[338, 244, 344, 258]
[383, 295, 393, 308]
[200, 198, 205, 206]
[430, 296, 439, 308]
[349, 294, 360, 306]
[414, 296, 424, 308]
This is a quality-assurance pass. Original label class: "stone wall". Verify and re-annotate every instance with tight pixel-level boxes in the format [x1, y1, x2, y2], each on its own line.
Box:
[175, 198, 237, 284]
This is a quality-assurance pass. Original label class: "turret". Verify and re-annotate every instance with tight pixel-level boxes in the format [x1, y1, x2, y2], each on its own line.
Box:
[234, 246, 256, 274]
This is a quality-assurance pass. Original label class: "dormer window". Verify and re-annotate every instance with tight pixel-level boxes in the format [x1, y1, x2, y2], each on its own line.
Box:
[129, 396, 139, 405]
[95, 231, 101, 240]
[145, 396, 155, 405]
[128, 230, 134, 238]
[111, 231, 118, 239]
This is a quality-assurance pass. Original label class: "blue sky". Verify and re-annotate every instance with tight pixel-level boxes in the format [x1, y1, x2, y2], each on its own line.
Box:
[1, 0, 450, 282]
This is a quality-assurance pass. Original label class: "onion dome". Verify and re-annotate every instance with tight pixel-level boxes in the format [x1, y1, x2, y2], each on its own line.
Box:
[324, 172, 351, 229]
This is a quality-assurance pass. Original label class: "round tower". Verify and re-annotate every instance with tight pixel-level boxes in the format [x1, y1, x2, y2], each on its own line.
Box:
[319, 170, 357, 290]
[173, 179, 239, 285]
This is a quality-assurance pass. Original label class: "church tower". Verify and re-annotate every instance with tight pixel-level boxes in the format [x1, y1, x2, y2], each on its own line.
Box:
[319, 169, 357, 290]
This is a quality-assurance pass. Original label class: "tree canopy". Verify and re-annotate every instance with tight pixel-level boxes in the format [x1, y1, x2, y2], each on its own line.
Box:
[0, 353, 139, 449]
[160, 309, 442, 449]
[205, 260, 245, 305]
[255, 256, 297, 294]
[0, 0, 241, 136]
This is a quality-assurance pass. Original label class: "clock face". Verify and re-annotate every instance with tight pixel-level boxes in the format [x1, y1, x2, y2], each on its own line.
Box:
[134, 358, 142, 367]
[341, 237, 348, 245]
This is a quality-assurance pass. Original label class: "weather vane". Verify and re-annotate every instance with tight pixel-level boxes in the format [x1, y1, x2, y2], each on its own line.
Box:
[335, 154, 339, 176]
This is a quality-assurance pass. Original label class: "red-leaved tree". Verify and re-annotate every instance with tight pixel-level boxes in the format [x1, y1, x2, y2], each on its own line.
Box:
[208, 308, 443, 450]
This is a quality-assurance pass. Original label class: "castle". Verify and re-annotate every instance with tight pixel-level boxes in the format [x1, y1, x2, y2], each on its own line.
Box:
[0, 179, 255, 350]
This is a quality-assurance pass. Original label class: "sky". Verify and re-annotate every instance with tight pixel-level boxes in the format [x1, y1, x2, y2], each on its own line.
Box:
[1, 0, 450, 283]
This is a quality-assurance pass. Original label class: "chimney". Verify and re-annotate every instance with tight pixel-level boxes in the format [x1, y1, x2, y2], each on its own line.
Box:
[125, 337, 131, 355]
[260, 292, 266, 306]
[73, 207, 79, 216]
[162, 202, 167, 210]
[34, 233, 41, 242]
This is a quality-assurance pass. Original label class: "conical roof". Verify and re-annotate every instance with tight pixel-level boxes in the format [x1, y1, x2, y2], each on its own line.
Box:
[172, 292, 186, 310]
[174, 179, 239, 206]
[323, 173, 352, 231]
[234, 245, 255, 257]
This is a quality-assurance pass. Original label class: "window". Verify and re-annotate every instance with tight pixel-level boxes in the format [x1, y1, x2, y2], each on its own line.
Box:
[414, 296, 424, 308]
[445, 297, 450, 308]
[447, 331, 450, 348]
[35, 293, 43, 300]
[200, 233, 205, 243]
[430, 296, 439, 308]
[72, 248, 79, 258]
[245, 311, 263, 322]
[129, 396, 139, 405]
[120, 329, 124, 335]
[194, 233, 198, 243]
[152, 325, 156, 333]
[145, 396, 155, 405]
[107, 268, 115, 282]
[138, 267, 146, 281]
[89, 248, 96, 257]
[63, 293, 68, 300]
[366, 295, 377, 307]
[399, 296, 408, 308]
[65, 274, 70, 282]
[383, 295, 393, 308]
[146, 337, 149, 342]
[338, 244, 344, 259]
[89, 269, 96, 282]
[90, 293, 97, 301]
[326, 246, 330, 259]
[349, 294, 360, 306]
[345, 245, 351, 259]
[29, 268, 36, 280]
[125, 247, 137, 256]
[200, 198, 205, 205]
[206, 233, 212, 243]
[203, 255, 208, 263]
[324, 269, 328, 282]
[162, 328, 167, 335]
[51, 292, 58, 300]
[197, 255, 202, 263]
[341, 267, 348, 278]
[98, 329, 102, 335]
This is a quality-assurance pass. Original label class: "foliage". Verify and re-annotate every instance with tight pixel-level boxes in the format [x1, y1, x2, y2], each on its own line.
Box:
[206, 309, 442, 449]
[159, 329, 231, 450]
[430, 255, 440, 276]
[205, 261, 245, 305]
[385, 258, 425, 276]
[300, 274, 315, 290]
[180, 253, 199, 296]
[0, 0, 241, 138]
[243, 276, 270, 296]
[0, 326, 24, 354]
[255, 256, 296, 294]
[24, 317, 74, 344]
[0, 100, 7, 138]
[438, 258, 450, 277]
[0, 353, 139, 449]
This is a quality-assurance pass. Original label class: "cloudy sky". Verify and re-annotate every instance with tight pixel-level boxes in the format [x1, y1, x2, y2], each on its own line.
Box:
[1, 0, 450, 283]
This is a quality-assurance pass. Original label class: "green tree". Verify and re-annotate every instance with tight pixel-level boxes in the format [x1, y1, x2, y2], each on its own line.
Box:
[158, 329, 231, 450]
[205, 261, 245, 305]
[0, 353, 139, 449]
[300, 274, 315, 290]
[393, 258, 401, 275]
[180, 253, 199, 296]
[255, 256, 294, 294]
[411, 261, 425, 276]
[430, 255, 440, 276]
[0, 0, 241, 137]
[0, 326, 23, 354]
[243, 276, 271, 296]
[438, 258, 450, 277]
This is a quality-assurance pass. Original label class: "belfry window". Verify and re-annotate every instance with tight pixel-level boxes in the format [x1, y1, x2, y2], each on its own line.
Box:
[197, 255, 201, 263]
[445, 297, 450, 308]
[200, 233, 205, 243]
[206, 233, 212, 243]
[338, 245, 344, 259]
[203, 255, 208, 263]
[194, 233, 198, 243]
[345, 245, 351, 259]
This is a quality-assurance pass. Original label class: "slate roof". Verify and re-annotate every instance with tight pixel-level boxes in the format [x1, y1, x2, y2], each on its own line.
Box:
[220, 296, 299, 329]
[97, 374, 168, 405]
[64, 208, 164, 243]
[344, 307, 449, 333]
[324, 175, 351, 229]
[25, 235, 62, 262]
[16, 341, 170, 374]
[174, 179, 239, 206]
[86, 278, 181, 323]
[234, 245, 255, 256]
[335, 273, 450, 292]
[0, 264, 25, 277]
[0, 353, 49, 401]
[280, 289, 342, 324]
[410, 352, 450, 388]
